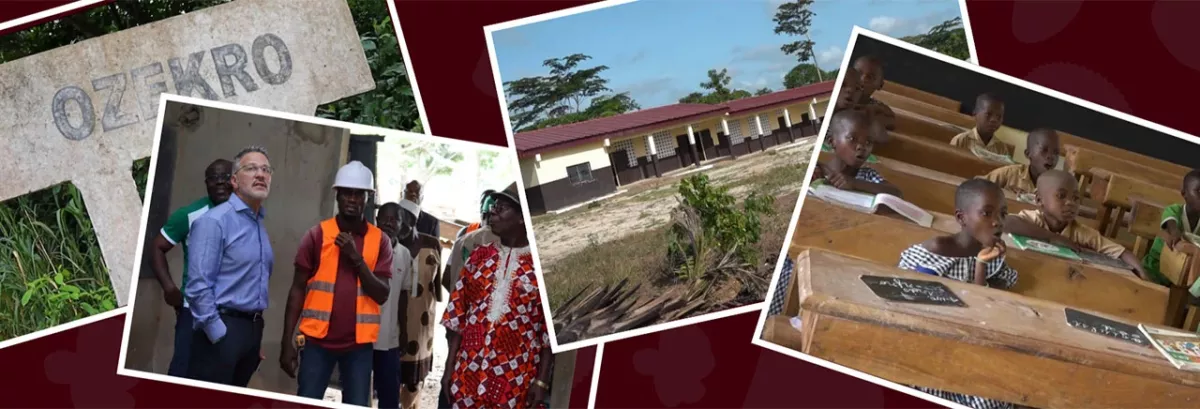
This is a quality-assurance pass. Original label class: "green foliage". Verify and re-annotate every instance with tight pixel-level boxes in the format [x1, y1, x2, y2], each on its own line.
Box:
[772, 0, 818, 64]
[678, 69, 756, 104]
[505, 54, 640, 131]
[673, 174, 775, 267]
[783, 63, 839, 89]
[0, 183, 117, 338]
[133, 157, 151, 202]
[316, 13, 421, 132]
[900, 17, 970, 61]
[0, 0, 232, 63]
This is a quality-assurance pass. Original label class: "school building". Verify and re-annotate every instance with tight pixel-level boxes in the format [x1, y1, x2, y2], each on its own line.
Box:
[516, 80, 833, 214]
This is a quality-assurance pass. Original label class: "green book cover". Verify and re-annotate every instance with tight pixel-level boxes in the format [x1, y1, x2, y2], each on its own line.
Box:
[1009, 233, 1081, 261]
[821, 144, 878, 163]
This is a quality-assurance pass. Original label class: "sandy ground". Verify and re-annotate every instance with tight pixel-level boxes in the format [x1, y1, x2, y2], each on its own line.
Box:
[324, 301, 449, 408]
[532, 137, 817, 269]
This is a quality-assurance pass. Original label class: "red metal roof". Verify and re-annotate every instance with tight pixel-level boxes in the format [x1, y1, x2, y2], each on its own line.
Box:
[724, 80, 835, 114]
[514, 80, 833, 156]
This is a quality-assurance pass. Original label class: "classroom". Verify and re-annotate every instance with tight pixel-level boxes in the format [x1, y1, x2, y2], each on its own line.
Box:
[761, 30, 1200, 409]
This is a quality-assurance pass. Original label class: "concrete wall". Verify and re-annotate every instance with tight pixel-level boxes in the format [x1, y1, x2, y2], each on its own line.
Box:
[125, 101, 349, 394]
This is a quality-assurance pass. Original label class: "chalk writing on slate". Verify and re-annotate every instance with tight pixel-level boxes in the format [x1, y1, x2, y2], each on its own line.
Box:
[860, 275, 966, 307]
[1064, 308, 1150, 347]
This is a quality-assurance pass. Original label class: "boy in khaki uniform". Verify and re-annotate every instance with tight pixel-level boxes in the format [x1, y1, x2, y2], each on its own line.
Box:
[950, 93, 1015, 158]
[981, 128, 1061, 199]
[1004, 169, 1151, 280]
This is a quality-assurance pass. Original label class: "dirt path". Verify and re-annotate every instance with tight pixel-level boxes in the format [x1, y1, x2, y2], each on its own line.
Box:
[532, 137, 817, 268]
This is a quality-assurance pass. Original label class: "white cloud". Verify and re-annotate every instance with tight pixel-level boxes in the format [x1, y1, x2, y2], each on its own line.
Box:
[866, 9, 960, 37]
[816, 46, 845, 70]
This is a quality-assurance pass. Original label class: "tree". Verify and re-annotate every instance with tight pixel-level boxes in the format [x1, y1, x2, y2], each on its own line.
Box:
[393, 140, 465, 187]
[783, 64, 839, 89]
[678, 69, 754, 104]
[755, 88, 773, 96]
[504, 54, 619, 131]
[773, 0, 819, 74]
[525, 92, 641, 130]
[316, 0, 422, 133]
[900, 17, 970, 61]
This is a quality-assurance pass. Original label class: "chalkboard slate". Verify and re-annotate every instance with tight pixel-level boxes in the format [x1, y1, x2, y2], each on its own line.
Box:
[860, 275, 967, 307]
[1064, 308, 1150, 347]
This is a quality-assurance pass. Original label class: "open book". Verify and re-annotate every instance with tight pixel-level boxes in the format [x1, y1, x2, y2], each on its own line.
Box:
[808, 181, 933, 227]
[1140, 324, 1200, 371]
[969, 144, 1016, 164]
[820, 144, 879, 163]
[1008, 233, 1082, 261]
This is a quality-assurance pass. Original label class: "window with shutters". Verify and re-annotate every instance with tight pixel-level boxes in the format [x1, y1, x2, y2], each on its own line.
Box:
[609, 138, 638, 167]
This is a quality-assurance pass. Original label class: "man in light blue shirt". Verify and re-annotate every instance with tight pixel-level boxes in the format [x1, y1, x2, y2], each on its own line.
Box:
[185, 146, 275, 387]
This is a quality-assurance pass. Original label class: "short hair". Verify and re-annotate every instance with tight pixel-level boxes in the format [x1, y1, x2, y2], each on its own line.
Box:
[206, 158, 233, 172]
[854, 55, 883, 69]
[1035, 169, 1076, 193]
[828, 109, 873, 140]
[974, 93, 1003, 113]
[377, 202, 401, 216]
[1184, 170, 1200, 188]
[233, 146, 269, 167]
[956, 178, 1003, 210]
[1027, 128, 1059, 146]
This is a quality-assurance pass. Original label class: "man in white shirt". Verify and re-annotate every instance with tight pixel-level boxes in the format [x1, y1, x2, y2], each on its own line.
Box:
[373, 202, 413, 408]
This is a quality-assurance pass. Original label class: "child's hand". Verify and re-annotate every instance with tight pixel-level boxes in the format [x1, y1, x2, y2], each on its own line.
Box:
[826, 168, 852, 190]
[811, 165, 825, 181]
[1051, 236, 1082, 252]
[1167, 231, 1184, 251]
[1132, 265, 1151, 281]
[977, 241, 1006, 262]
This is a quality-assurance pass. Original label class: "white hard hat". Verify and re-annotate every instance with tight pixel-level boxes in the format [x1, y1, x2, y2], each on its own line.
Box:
[332, 161, 375, 192]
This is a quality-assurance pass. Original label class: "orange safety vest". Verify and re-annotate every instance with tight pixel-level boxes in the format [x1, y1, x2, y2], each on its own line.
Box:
[298, 218, 384, 344]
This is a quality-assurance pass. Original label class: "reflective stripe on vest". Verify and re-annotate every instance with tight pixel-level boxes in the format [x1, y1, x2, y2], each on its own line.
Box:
[297, 218, 383, 344]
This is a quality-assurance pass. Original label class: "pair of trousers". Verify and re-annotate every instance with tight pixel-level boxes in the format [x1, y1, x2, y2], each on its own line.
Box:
[167, 307, 194, 378]
[297, 343, 373, 406]
[186, 312, 263, 387]
[373, 348, 402, 408]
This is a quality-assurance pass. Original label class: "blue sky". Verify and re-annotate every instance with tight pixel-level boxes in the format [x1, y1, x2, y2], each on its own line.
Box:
[492, 0, 963, 108]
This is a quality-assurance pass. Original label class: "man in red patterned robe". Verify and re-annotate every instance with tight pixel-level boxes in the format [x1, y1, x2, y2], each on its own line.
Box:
[439, 183, 554, 408]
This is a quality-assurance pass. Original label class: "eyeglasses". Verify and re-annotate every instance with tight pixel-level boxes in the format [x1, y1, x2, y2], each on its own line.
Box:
[238, 164, 274, 175]
[205, 173, 232, 183]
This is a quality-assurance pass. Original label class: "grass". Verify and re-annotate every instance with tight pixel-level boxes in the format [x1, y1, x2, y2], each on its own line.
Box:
[0, 160, 148, 340]
[0, 183, 118, 339]
[543, 165, 808, 311]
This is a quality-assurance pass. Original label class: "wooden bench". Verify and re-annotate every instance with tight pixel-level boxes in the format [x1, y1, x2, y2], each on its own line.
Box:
[892, 108, 964, 143]
[792, 199, 1166, 324]
[874, 90, 1191, 177]
[1066, 144, 1185, 193]
[1097, 172, 1183, 237]
[873, 90, 975, 128]
[819, 151, 1101, 224]
[772, 248, 1200, 408]
[1126, 199, 1200, 331]
[873, 131, 1007, 180]
[883, 80, 962, 112]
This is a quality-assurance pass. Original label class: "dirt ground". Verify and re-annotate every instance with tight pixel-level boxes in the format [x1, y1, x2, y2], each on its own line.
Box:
[533, 137, 816, 268]
[535, 137, 817, 310]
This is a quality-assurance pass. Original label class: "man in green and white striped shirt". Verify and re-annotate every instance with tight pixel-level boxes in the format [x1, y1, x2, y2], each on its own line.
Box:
[149, 159, 233, 378]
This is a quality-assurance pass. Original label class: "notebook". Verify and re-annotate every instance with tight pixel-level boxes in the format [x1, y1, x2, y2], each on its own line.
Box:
[1140, 324, 1200, 371]
[808, 181, 933, 227]
[969, 144, 1016, 165]
[1008, 233, 1081, 261]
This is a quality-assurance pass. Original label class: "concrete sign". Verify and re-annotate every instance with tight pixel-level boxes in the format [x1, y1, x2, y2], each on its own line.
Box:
[0, 0, 375, 305]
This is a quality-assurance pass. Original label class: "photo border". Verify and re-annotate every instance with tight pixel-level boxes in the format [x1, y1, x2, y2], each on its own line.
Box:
[115, 92, 512, 409]
[752, 23, 1200, 409]
[482, 0, 978, 353]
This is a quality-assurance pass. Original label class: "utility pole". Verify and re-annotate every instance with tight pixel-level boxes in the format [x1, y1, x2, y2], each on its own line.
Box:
[806, 31, 823, 82]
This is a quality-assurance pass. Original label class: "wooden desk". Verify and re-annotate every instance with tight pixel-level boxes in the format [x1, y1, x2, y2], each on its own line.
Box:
[874, 90, 975, 128]
[874, 90, 1190, 178]
[778, 248, 1200, 408]
[874, 131, 1007, 179]
[893, 108, 963, 143]
[792, 199, 1166, 324]
[1097, 172, 1182, 237]
[1067, 145, 1184, 192]
[883, 80, 961, 112]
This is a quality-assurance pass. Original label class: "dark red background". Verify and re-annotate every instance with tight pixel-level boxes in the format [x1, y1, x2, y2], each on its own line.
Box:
[1, 0, 1188, 407]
